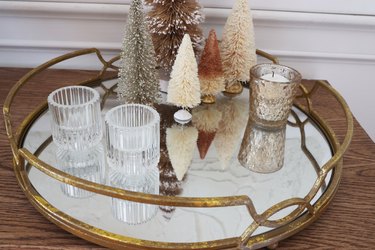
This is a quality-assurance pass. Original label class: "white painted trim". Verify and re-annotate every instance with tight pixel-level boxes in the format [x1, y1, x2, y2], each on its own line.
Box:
[0, 1, 128, 19]
[264, 50, 375, 63]
[2, 39, 375, 64]
[206, 9, 375, 28]
[0, 39, 120, 51]
[2, 2, 375, 27]
[9, 0, 375, 15]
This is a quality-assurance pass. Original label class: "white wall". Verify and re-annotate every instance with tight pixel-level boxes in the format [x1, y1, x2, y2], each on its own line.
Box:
[1, 1, 374, 141]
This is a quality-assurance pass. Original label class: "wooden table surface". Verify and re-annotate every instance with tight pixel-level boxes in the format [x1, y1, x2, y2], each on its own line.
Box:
[0, 67, 374, 249]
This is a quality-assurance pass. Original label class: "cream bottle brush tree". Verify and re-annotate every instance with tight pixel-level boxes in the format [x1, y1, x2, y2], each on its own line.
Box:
[117, 0, 160, 105]
[167, 34, 201, 124]
[220, 0, 257, 94]
[198, 29, 225, 104]
[214, 98, 248, 170]
[166, 125, 198, 181]
[146, 0, 204, 70]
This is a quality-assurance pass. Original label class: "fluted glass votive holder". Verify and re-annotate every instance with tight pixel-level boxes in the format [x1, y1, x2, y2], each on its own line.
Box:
[56, 145, 105, 198]
[105, 104, 160, 224]
[249, 64, 301, 129]
[48, 86, 102, 151]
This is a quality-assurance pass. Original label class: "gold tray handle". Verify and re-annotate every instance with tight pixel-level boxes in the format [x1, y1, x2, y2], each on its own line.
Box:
[256, 49, 279, 64]
[2, 48, 116, 165]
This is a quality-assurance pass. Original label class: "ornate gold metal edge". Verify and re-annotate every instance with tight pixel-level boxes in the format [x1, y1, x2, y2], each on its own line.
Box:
[255, 49, 279, 64]
[15, 158, 239, 250]
[3, 49, 353, 249]
[288, 110, 327, 191]
[16, 80, 349, 249]
[245, 80, 352, 249]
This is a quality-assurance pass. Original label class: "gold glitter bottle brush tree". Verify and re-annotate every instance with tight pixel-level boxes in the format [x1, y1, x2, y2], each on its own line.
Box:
[221, 0, 257, 95]
[117, 0, 160, 105]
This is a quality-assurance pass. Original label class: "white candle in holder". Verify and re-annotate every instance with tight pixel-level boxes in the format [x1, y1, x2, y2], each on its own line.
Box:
[249, 64, 301, 129]
[261, 72, 289, 83]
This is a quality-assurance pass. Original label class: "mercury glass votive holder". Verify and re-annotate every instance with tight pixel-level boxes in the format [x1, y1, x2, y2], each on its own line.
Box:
[249, 64, 301, 129]
[48, 86, 102, 151]
[238, 119, 286, 173]
[105, 104, 160, 224]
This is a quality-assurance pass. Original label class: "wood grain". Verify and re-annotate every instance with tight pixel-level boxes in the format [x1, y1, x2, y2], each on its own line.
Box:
[1, 68, 374, 249]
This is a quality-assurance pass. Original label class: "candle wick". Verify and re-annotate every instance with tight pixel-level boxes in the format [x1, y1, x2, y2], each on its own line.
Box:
[272, 71, 275, 77]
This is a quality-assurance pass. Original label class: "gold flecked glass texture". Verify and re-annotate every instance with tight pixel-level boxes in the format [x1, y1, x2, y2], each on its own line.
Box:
[238, 119, 286, 173]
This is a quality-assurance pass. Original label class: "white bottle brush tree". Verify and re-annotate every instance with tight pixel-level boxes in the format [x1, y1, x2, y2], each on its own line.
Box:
[117, 0, 160, 105]
[166, 125, 198, 181]
[221, 0, 257, 94]
[167, 34, 201, 124]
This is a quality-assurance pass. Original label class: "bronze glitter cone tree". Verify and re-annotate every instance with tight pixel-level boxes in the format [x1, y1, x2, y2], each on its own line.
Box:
[197, 130, 215, 159]
[146, 0, 204, 70]
[192, 105, 222, 159]
[198, 29, 225, 104]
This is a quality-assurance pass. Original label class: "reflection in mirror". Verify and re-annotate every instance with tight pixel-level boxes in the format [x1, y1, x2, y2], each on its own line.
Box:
[157, 105, 183, 219]
[192, 104, 222, 159]
[166, 125, 198, 181]
[109, 167, 159, 224]
[214, 98, 248, 170]
[238, 120, 287, 173]
[56, 144, 105, 198]
[22, 81, 334, 243]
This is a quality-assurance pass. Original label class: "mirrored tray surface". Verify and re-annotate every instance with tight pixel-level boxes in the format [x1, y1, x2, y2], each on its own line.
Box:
[4, 49, 353, 249]
[23, 79, 332, 244]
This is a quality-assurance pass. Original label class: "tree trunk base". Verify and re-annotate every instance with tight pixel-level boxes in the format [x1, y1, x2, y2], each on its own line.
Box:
[223, 81, 243, 95]
[201, 94, 216, 104]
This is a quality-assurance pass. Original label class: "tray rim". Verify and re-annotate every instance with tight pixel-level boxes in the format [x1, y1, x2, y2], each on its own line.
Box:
[3, 48, 353, 249]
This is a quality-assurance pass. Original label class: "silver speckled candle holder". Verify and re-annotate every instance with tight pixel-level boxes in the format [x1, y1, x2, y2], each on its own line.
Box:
[249, 63, 301, 129]
[238, 120, 286, 173]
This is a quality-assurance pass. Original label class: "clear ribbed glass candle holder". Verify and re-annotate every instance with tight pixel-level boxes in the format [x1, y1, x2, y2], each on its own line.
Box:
[109, 167, 159, 225]
[105, 104, 160, 224]
[48, 86, 102, 151]
[56, 145, 105, 198]
[249, 64, 301, 129]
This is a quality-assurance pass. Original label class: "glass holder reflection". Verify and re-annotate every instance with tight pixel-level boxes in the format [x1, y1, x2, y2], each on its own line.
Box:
[238, 120, 286, 173]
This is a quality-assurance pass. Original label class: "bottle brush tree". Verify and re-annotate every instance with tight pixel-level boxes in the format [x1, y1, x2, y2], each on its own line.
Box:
[198, 29, 225, 104]
[192, 105, 222, 159]
[214, 98, 248, 170]
[166, 125, 198, 181]
[220, 0, 257, 94]
[117, 0, 160, 105]
[167, 34, 201, 123]
[145, 0, 204, 70]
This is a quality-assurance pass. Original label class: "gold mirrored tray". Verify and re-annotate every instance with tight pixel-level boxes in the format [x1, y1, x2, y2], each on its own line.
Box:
[3, 48, 353, 249]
